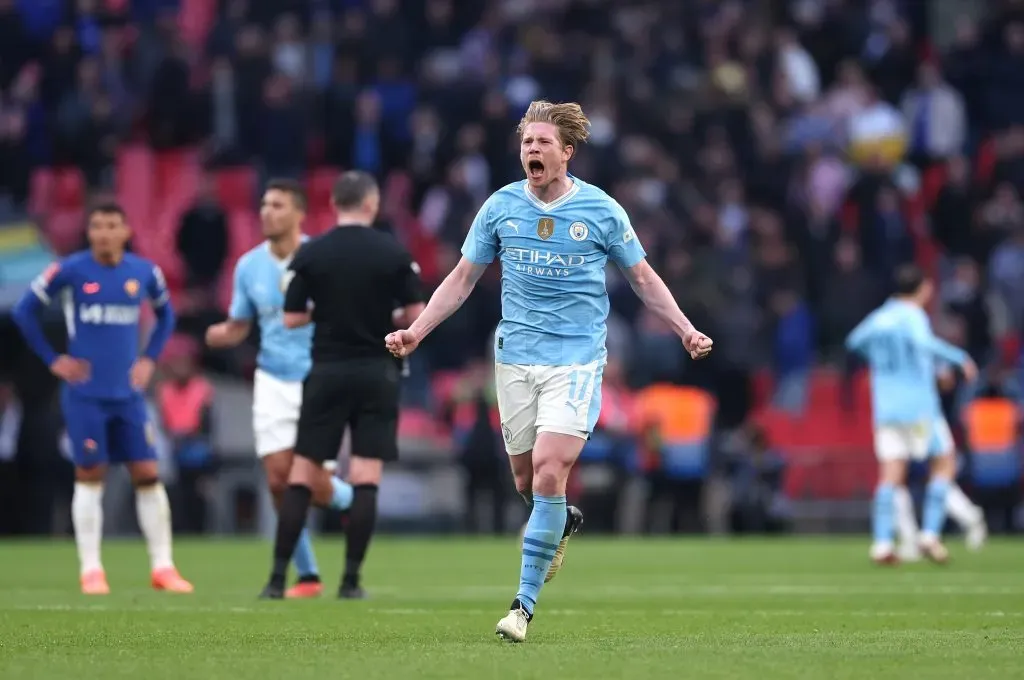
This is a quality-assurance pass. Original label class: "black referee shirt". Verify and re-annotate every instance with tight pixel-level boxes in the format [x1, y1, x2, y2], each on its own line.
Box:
[283, 224, 424, 362]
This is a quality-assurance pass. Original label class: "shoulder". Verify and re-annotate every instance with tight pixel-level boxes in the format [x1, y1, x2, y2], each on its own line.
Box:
[123, 252, 157, 272]
[234, 243, 267, 273]
[61, 251, 92, 271]
[575, 179, 625, 217]
[483, 182, 528, 212]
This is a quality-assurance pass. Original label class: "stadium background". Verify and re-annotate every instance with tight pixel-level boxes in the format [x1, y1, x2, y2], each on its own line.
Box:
[0, 0, 1021, 539]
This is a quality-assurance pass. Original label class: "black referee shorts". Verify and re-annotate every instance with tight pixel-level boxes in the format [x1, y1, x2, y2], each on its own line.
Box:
[295, 358, 401, 464]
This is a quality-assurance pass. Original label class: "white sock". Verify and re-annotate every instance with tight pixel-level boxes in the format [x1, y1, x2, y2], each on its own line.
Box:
[945, 484, 982, 530]
[72, 482, 104, 576]
[894, 486, 919, 545]
[135, 483, 174, 571]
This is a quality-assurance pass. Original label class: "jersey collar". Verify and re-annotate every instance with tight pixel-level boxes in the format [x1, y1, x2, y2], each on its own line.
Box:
[522, 176, 580, 212]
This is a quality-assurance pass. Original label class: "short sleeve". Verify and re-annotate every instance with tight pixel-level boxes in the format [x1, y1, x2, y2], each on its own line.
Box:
[29, 260, 72, 304]
[461, 196, 499, 264]
[602, 200, 646, 268]
[228, 260, 255, 320]
[283, 247, 311, 313]
[393, 249, 425, 306]
[146, 263, 170, 307]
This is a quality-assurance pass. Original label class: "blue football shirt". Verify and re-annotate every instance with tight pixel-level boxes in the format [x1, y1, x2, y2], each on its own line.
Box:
[20, 251, 173, 400]
[229, 241, 313, 382]
[461, 177, 646, 367]
[846, 299, 969, 426]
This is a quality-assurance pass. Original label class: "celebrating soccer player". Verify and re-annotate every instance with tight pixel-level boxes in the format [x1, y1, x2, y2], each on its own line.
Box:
[12, 202, 192, 594]
[846, 265, 977, 565]
[206, 180, 355, 598]
[386, 101, 713, 642]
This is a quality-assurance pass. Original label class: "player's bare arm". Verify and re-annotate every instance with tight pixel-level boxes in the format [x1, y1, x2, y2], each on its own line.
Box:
[385, 258, 487, 357]
[621, 258, 713, 360]
[282, 311, 312, 329]
[205, 319, 253, 348]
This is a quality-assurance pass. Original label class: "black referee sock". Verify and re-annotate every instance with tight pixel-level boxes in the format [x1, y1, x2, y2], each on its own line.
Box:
[343, 484, 379, 587]
[270, 484, 313, 587]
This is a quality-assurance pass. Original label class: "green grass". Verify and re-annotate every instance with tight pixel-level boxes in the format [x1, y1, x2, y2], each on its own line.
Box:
[1, 537, 1023, 679]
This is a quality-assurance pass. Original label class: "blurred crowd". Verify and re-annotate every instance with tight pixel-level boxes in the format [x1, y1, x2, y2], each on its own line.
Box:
[1, 0, 1024, 533]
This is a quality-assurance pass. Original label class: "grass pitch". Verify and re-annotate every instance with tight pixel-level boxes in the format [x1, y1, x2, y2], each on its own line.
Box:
[1, 537, 1022, 679]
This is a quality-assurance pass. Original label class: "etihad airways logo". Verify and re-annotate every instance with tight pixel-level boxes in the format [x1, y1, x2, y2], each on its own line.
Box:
[504, 247, 585, 278]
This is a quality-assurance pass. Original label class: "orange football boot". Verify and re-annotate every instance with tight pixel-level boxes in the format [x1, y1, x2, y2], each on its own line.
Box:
[151, 567, 194, 593]
[80, 569, 110, 595]
[286, 580, 324, 598]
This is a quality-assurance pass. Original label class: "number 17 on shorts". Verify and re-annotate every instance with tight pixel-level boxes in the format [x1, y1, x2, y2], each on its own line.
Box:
[495, 361, 604, 455]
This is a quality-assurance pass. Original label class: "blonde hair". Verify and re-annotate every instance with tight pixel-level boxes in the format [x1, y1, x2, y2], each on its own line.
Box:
[516, 100, 591, 156]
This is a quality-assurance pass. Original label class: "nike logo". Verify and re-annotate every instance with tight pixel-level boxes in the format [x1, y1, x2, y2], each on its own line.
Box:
[504, 220, 520, 233]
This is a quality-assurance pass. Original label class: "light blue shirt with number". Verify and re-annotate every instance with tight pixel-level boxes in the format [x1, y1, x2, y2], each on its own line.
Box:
[846, 299, 969, 426]
[229, 240, 313, 382]
[461, 176, 646, 368]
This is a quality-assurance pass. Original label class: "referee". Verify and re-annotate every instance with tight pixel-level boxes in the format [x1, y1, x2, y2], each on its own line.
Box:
[260, 170, 425, 600]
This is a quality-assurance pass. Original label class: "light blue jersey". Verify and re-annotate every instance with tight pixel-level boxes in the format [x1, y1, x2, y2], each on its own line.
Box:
[461, 177, 646, 366]
[229, 241, 313, 382]
[846, 299, 968, 426]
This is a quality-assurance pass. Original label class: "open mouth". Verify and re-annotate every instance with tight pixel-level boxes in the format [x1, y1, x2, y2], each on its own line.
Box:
[527, 159, 545, 179]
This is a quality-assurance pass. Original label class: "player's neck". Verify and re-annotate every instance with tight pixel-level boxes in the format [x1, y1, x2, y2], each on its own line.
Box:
[527, 175, 573, 204]
[268, 233, 301, 260]
[91, 250, 123, 267]
[335, 211, 372, 228]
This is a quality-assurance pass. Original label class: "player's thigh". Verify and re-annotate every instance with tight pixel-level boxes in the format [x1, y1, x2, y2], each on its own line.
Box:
[534, 360, 604, 448]
[295, 364, 351, 465]
[252, 369, 302, 458]
[349, 359, 401, 468]
[495, 362, 539, 456]
[61, 389, 111, 470]
[109, 395, 158, 471]
[927, 418, 954, 459]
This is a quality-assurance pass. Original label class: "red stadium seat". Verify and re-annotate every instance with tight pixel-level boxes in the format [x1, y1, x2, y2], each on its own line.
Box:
[305, 167, 340, 213]
[115, 145, 154, 233]
[215, 167, 257, 213]
[306, 209, 334, 236]
[53, 168, 85, 210]
[45, 210, 85, 255]
[178, 0, 216, 50]
[28, 168, 55, 217]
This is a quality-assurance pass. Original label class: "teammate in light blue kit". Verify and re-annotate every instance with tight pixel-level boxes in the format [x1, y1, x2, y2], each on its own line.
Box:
[206, 179, 353, 598]
[386, 101, 713, 641]
[846, 265, 977, 565]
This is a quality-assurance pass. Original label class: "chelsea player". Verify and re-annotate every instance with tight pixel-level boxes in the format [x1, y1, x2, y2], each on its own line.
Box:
[386, 101, 713, 642]
[846, 265, 977, 565]
[206, 179, 353, 598]
[12, 201, 192, 594]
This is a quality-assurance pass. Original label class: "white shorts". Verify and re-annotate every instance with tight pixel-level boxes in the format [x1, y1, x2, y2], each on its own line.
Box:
[875, 418, 955, 463]
[252, 369, 302, 457]
[494, 361, 604, 456]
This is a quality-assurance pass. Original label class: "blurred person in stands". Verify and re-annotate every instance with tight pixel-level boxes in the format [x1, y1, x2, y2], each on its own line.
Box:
[446, 357, 508, 534]
[900, 62, 967, 167]
[157, 335, 215, 535]
[728, 424, 789, 534]
[577, 357, 634, 533]
[176, 173, 228, 290]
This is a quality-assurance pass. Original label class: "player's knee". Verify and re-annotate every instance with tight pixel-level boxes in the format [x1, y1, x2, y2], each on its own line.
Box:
[75, 465, 105, 483]
[532, 459, 571, 496]
[930, 453, 956, 480]
[267, 475, 289, 499]
[287, 454, 322, 487]
[133, 476, 160, 489]
[513, 474, 532, 498]
[348, 456, 383, 486]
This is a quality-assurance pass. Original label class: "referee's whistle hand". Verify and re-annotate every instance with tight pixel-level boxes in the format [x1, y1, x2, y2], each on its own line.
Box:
[385, 329, 419, 358]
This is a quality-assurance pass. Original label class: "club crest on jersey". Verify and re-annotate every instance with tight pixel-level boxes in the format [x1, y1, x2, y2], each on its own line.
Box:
[537, 217, 554, 240]
[124, 279, 140, 297]
[569, 222, 589, 241]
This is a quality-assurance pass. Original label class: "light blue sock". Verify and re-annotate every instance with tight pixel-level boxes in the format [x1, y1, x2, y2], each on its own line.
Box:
[872, 483, 896, 544]
[292, 528, 319, 579]
[516, 494, 566, 615]
[922, 478, 951, 537]
[329, 477, 353, 511]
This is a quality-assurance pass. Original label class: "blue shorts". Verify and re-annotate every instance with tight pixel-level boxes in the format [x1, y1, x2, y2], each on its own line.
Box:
[61, 389, 156, 468]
